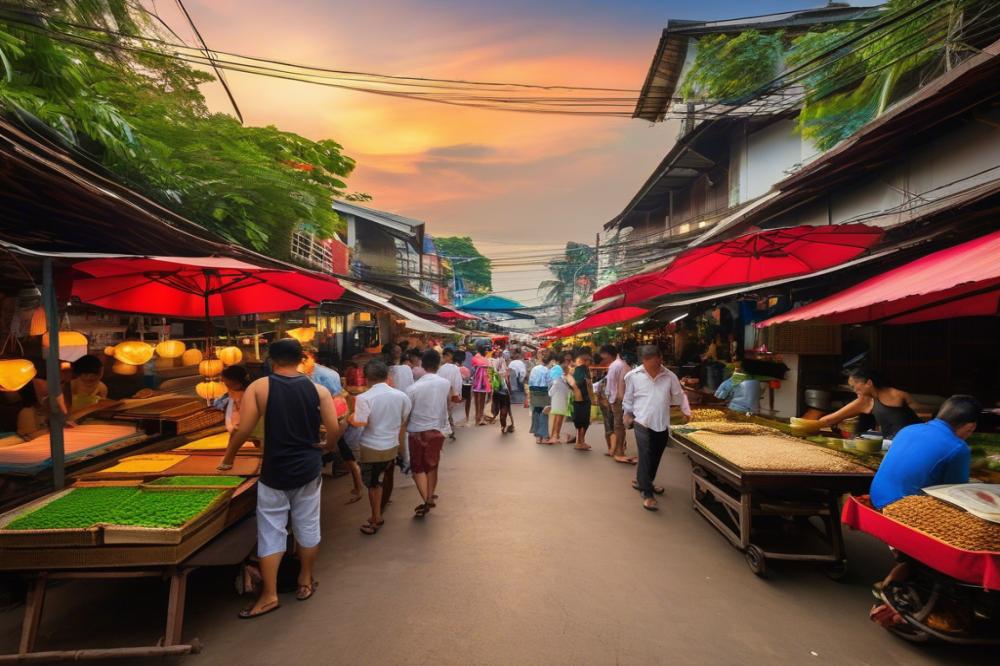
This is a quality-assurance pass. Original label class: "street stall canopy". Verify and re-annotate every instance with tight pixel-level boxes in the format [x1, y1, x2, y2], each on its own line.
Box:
[593, 224, 883, 306]
[540, 306, 648, 338]
[71, 256, 344, 318]
[458, 295, 526, 312]
[342, 284, 454, 335]
[758, 230, 1000, 326]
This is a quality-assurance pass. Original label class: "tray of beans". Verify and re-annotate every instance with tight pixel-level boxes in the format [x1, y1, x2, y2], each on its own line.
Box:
[882, 495, 1000, 553]
[685, 431, 872, 474]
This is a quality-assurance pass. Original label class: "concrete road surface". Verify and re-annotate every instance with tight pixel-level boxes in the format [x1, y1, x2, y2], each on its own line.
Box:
[0, 406, 990, 664]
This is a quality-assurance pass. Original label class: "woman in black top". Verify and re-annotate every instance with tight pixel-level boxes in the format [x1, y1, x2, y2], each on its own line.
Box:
[566, 350, 595, 451]
[818, 369, 922, 440]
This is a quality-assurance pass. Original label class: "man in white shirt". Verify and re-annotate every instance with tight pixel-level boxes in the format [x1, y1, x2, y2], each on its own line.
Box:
[349, 359, 412, 535]
[622, 345, 691, 511]
[507, 350, 527, 406]
[437, 348, 465, 440]
[385, 343, 414, 392]
[405, 350, 452, 517]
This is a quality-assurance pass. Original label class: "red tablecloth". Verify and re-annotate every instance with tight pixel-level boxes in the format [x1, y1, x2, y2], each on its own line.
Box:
[842, 495, 1000, 591]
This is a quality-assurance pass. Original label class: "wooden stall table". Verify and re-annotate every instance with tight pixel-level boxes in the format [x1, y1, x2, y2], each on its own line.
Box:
[670, 426, 874, 578]
[1, 515, 257, 663]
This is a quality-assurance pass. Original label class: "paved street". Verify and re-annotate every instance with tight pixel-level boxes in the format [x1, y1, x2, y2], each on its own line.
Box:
[0, 407, 990, 665]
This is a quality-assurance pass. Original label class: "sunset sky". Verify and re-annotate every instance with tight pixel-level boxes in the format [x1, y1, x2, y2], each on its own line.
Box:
[158, 1, 880, 304]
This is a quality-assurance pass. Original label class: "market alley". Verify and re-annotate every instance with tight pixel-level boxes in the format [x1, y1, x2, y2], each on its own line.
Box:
[0, 408, 989, 665]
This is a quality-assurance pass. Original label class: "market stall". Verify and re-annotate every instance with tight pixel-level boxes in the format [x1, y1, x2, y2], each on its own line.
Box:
[669, 410, 874, 577]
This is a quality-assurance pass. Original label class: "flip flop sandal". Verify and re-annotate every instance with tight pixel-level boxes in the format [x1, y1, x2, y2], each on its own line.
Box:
[414, 504, 429, 517]
[643, 500, 659, 512]
[296, 581, 318, 601]
[425, 500, 436, 508]
[614, 457, 637, 465]
[345, 494, 363, 505]
[360, 523, 381, 535]
[238, 601, 280, 619]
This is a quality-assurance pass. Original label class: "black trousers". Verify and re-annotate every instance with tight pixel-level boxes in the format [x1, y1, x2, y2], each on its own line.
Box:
[634, 424, 668, 499]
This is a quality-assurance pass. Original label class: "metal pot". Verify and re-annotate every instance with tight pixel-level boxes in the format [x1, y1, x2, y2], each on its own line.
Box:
[805, 389, 833, 410]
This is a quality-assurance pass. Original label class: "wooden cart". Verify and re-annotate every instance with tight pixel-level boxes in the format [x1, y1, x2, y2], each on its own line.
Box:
[670, 430, 873, 578]
[0, 481, 257, 662]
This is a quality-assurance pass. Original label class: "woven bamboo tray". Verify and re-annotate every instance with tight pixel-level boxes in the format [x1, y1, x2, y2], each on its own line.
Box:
[0, 489, 101, 548]
[100, 488, 233, 546]
[0, 507, 228, 570]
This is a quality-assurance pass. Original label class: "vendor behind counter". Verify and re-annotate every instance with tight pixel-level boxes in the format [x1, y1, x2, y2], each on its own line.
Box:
[817, 369, 921, 440]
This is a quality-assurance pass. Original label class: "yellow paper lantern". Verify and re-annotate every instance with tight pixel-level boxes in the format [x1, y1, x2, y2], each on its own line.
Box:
[28, 308, 47, 337]
[0, 359, 37, 392]
[113, 340, 154, 366]
[103, 346, 116, 357]
[286, 326, 316, 343]
[196, 380, 227, 401]
[112, 362, 138, 376]
[155, 340, 186, 359]
[217, 346, 243, 366]
[199, 359, 223, 378]
[181, 348, 203, 366]
[42, 331, 89, 362]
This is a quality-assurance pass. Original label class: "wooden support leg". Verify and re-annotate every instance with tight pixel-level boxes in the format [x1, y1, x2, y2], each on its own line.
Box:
[19, 574, 47, 655]
[739, 491, 752, 549]
[163, 569, 190, 647]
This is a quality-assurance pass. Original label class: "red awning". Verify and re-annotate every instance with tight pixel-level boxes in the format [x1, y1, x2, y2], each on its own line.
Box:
[541, 306, 648, 338]
[758, 230, 1000, 327]
[72, 256, 344, 318]
[594, 224, 883, 306]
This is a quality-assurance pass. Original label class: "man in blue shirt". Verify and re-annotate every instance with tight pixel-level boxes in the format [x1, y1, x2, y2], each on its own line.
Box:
[869, 395, 980, 509]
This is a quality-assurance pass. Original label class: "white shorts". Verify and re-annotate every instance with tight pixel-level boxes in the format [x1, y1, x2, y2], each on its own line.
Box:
[256, 477, 322, 558]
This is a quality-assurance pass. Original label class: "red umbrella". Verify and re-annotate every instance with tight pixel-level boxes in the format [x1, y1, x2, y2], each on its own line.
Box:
[594, 224, 882, 306]
[435, 310, 478, 321]
[556, 306, 648, 337]
[72, 256, 344, 318]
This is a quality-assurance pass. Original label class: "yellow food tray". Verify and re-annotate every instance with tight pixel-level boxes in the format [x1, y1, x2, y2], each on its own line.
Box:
[97, 454, 188, 474]
[178, 432, 231, 450]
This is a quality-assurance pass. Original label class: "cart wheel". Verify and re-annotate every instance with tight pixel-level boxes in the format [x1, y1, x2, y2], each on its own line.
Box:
[745, 545, 767, 577]
[824, 559, 849, 581]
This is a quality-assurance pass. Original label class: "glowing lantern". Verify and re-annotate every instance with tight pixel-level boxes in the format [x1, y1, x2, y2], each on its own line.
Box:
[28, 308, 47, 336]
[199, 359, 223, 378]
[155, 340, 186, 359]
[286, 327, 316, 343]
[112, 362, 138, 376]
[103, 346, 116, 357]
[60, 361, 71, 371]
[42, 331, 88, 362]
[217, 346, 243, 366]
[332, 395, 348, 419]
[181, 348, 203, 366]
[0, 359, 37, 392]
[113, 340, 154, 366]
[196, 380, 227, 401]
[357, 312, 372, 323]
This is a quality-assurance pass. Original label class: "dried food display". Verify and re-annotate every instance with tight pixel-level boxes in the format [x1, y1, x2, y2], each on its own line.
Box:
[685, 431, 871, 473]
[882, 495, 1000, 552]
[3, 487, 223, 531]
[684, 421, 780, 436]
[147, 476, 243, 487]
[689, 408, 729, 422]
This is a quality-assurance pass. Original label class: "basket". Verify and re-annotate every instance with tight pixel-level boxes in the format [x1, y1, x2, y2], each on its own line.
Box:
[100, 488, 233, 545]
[0, 489, 102, 548]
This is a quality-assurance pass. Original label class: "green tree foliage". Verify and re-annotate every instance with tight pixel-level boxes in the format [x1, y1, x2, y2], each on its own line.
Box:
[539, 242, 596, 321]
[0, 2, 357, 256]
[678, 1, 974, 152]
[788, 0, 955, 151]
[433, 236, 492, 292]
[679, 30, 785, 101]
